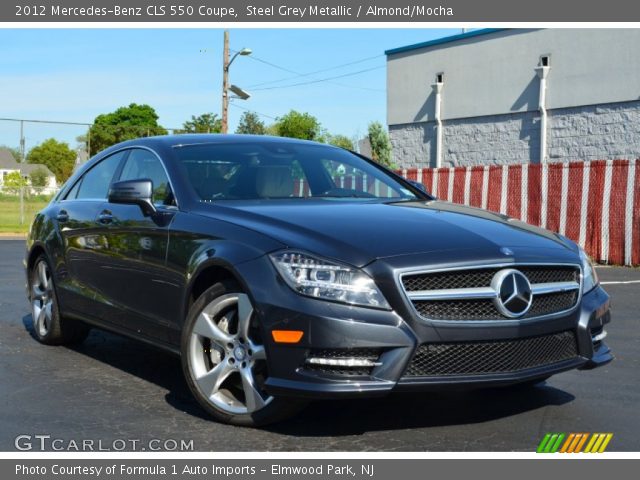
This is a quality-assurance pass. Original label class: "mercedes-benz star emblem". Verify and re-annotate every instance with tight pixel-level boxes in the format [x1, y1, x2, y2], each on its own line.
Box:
[491, 269, 533, 318]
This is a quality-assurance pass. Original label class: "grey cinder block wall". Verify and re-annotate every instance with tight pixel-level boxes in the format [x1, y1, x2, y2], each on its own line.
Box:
[548, 101, 640, 162]
[389, 101, 640, 168]
[386, 29, 640, 168]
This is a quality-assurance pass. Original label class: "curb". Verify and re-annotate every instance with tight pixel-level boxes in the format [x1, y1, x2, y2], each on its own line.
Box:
[0, 235, 26, 240]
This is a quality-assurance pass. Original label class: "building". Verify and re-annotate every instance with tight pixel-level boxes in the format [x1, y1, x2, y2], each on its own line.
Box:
[386, 29, 640, 168]
[0, 148, 57, 194]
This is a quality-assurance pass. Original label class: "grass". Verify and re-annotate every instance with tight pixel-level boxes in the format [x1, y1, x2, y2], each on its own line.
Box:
[0, 193, 53, 234]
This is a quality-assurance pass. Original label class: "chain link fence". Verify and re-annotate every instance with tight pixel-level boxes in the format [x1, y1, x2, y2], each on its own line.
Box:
[0, 117, 185, 233]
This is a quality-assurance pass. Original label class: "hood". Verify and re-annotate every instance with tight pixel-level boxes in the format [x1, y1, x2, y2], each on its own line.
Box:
[194, 199, 575, 267]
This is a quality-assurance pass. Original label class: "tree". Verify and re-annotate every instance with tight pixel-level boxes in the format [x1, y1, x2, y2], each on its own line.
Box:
[27, 139, 76, 183]
[88, 103, 167, 155]
[327, 134, 354, 150]
[75, 133, 90, 156]
[177, 113, 222, 134]
[368, 121, 393, 168]
[2, 171, 27, 194]
[265, 123, 279, 136]
[274, 110, 322, 141]
[29, 167, 49, 188]
[235, 111, 266, 135]
[0, 145, 21, 162]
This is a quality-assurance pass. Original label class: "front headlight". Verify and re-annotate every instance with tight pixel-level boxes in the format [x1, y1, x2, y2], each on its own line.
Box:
[579, 247, 599, 293]
[269, 251, 390, 309]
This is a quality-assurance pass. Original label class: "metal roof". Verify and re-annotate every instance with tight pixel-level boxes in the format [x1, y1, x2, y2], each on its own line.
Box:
[385, 28, 509, 56]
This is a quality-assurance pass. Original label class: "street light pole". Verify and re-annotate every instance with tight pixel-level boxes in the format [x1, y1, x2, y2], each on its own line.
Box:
[221, 30, 230, 134]
[221, 31, 251, 134]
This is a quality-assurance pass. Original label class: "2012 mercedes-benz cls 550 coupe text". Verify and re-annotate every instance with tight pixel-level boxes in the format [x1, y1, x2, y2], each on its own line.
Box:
[25, 135, 613, 425]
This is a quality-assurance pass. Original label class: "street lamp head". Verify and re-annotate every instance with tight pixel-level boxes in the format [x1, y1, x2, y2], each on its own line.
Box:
[227, 47, 252, 70]
[229, 84, 251, 100]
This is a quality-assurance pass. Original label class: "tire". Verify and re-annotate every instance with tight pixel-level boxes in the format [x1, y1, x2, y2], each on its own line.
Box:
[181, 280, 307, 426]
[29, 254, 90, 345]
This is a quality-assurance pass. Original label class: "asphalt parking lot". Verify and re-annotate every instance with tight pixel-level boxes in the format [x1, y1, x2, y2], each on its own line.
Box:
[0, 239, 638, 451]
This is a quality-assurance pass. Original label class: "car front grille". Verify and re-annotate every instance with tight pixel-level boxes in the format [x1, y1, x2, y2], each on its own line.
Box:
[402, 264, 580, 322]
[404, 330, 579, 377]
[413, 290, 579, 321]
[402, 266, 578, 292]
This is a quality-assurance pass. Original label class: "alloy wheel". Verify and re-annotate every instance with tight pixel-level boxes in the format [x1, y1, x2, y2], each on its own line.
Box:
[31, 260, 54, 337]
[188, 293, 272, 415]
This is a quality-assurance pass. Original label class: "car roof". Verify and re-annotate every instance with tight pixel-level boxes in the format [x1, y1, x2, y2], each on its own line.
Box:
[115, 134, 331, 150]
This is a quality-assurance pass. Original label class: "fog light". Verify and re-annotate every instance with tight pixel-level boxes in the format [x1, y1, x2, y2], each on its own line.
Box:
[305, 357, 382, 368]
[592, 330, 607, 343]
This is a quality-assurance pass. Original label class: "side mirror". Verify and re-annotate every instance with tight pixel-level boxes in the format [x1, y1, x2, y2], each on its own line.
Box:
[407, 180, 429, 194]
[108, 179, 157, 216]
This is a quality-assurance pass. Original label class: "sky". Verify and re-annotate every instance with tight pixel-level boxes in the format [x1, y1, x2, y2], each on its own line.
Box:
[0, 28, 459, 154]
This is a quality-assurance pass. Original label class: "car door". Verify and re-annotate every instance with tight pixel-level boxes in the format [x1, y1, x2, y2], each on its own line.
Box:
[92, 147, 177, 342]
[54, 150, 128, 322]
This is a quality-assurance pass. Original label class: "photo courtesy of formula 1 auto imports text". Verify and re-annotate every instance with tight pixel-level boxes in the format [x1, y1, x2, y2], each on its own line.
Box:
[0, 0, 639, 479]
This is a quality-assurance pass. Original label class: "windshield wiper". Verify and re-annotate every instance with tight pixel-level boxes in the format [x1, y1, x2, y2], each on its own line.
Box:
[312, 193, 376, 199]
[384, 198, 421, 203]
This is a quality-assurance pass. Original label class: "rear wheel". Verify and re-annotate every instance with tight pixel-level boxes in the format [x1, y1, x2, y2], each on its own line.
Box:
[29, 254, 89, 345]
[181, 281, 306, 426]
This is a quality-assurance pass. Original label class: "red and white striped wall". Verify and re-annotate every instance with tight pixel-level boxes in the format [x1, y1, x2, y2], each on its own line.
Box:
[399, 160, 640, 266]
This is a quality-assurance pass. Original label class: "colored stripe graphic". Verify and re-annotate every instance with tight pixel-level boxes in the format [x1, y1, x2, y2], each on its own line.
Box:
[568, 433, 587, 453]
[538, 433, 613, 453]
[536, 433, 552, 453]
[559, 433, 575, 453]
[574, 433, 589, 453]
[597, 434, 614, 453]
[537, 433, 565, 453]
[585, 433, 614, 453]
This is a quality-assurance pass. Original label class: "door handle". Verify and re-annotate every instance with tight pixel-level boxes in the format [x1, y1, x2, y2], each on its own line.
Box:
[97, 211, 113, 224]
[56, 210, 69, 222]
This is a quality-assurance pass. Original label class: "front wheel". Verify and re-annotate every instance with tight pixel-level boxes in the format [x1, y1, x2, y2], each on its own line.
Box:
[181, 281, 306, 426]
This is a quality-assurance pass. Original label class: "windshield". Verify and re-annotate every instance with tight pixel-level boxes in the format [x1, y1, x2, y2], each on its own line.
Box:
[173, 141, 421, 202]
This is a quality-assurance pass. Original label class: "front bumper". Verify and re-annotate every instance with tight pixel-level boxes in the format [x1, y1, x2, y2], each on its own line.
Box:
[235, 256, 613, 399]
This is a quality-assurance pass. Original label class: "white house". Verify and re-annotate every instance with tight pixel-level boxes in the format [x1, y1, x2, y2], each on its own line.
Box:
[0, 148, 58, 194]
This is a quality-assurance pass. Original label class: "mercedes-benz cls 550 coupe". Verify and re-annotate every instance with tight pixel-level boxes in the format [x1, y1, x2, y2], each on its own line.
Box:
[25, 135, 613, 425]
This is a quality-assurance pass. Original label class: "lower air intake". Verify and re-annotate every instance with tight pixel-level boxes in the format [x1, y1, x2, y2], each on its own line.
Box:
[404, 331, 578, 377]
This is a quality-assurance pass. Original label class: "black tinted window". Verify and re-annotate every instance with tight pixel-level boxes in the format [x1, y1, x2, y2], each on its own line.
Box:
[76, 151, 126, 200]
[174, 142, 417, 201]
[118, 149, 172, 205]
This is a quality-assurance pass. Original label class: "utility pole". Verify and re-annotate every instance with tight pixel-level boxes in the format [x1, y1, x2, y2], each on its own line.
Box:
[220, 32, 251, 134]
[19, 119, 25, 225]
[19, 120, 25, 162]
[221, 30, 230, 134]
[87, 127, 91, 159]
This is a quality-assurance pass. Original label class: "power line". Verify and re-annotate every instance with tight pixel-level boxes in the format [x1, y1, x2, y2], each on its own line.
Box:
[233, 50, 385, 92]
[246, 54, 383, 89]
[229, 103, 277, 120]
[0, 117, 182, 133]
[0, 117, 91, 127]
[251, 65, 386, 91]
[236, 51, 299, 75]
